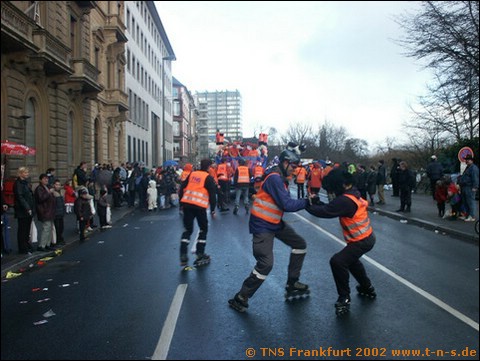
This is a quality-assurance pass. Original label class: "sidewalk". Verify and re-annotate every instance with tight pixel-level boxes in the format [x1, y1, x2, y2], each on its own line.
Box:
[1, 201, 134, 278]
[369, 189, 478, 244]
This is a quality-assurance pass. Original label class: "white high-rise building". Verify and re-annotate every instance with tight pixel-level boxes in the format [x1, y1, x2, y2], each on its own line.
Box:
[195, 90, 243, 143]
[124, 1, 175, 167]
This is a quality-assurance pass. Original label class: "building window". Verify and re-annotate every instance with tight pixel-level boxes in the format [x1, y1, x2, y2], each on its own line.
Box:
[67, 112, 74, 166]
[25, 97, 36, 166]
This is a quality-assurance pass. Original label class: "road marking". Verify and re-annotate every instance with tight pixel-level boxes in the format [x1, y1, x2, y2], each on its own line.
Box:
[294, 213, 479, 332]
[152, 284, 188, 360]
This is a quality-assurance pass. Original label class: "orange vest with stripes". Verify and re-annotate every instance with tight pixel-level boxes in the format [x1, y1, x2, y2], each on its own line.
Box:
[254, 166, 264, 179]
[309, 168, 322, 188]
[251, 173, 284, 224]
[217, 163, 228, 181]
[295, 167, 307, 183]
[237, 166, 250, 184]
[340, 194, 373, 243]
[181, 171, 210, 209]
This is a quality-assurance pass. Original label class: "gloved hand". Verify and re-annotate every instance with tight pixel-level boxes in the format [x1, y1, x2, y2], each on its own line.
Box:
[211, 210, 216, 218]
[308, 194, 323, 206]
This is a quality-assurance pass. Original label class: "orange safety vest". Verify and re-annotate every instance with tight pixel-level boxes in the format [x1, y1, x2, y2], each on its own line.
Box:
[181, 171, 210, 209]
[295, 167, 307, 184]
[254, 165, 264, 179]
[217, 163, 228, 181]
[237, 166, 250, 184]
[251, 173, 284, 224]
[340, 194, 373, 243]
[309, 168, 322, 188]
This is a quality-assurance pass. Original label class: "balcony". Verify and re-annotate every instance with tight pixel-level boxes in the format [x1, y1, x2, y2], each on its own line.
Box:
[68, 58, 103, 95]
[104, 89, 129, 112]
[1, 2, 72, 76]
[105, 14, 127, 43]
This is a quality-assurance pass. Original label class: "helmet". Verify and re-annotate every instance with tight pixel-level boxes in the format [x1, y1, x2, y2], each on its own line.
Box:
[279, 149, 301, 164]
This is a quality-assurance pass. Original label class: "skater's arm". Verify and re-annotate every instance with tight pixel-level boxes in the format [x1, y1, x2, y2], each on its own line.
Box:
[263, 174, 308, 212]
[305, 194, 357, 218]
[205, 175, 217, 212]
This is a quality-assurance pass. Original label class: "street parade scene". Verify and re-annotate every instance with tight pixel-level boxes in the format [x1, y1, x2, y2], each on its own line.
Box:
[1, 1, 478, 360]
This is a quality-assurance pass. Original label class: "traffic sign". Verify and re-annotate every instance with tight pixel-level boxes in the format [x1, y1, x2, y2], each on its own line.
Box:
[458, 146, 474, 162]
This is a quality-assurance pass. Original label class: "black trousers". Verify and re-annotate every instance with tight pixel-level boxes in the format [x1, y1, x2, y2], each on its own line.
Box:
[330, 233, 376, 298]
[239, 222, 307, 299]
[17, 216, 33, 253]
[180, 205, 208, 256]
[54, 217, 64, 242]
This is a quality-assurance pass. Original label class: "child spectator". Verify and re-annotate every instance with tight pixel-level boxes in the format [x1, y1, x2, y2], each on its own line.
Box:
[52, 179, 66, 245]
[64, 180, 76, 214]
[446, 176, 461, 220]
[434, 178, 448, 217]
[147, 179, 158, 211]
[74, 188, 93, 242]
[97, 189, 112, 229]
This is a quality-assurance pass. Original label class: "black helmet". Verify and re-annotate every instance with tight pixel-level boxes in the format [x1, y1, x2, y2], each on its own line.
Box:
[279, 149, 301, 164]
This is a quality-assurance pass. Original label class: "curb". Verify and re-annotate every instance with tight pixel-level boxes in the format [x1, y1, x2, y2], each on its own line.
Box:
[370, 207, 478, 245]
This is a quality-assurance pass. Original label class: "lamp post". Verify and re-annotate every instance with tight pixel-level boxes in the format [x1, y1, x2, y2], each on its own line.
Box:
[162, 55, 174, 164]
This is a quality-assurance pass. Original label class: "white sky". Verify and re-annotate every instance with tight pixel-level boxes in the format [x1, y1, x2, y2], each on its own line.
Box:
[155, 1, 432, 146]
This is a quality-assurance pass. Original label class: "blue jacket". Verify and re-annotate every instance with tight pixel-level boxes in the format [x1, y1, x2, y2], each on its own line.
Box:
[249, 167, 307, 234]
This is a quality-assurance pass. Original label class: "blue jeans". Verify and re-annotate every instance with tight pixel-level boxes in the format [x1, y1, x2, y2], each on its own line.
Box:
[461, 187, 477, 218]
[235, 187, 249, 207]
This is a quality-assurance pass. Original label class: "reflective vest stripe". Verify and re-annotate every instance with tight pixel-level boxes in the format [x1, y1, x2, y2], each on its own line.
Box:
[250, 173, 284, 224]
[237, 166, 250, 184]
[340, 194, 373, 243]
[181, 171, 209, 209]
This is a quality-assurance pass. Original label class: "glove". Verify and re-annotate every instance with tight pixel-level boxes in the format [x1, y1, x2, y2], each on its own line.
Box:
[308, 194, 323, 206]
[211, 210, 216, 218]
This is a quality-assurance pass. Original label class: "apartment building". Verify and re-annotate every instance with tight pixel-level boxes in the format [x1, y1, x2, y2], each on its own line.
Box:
[195, 90, 243, 144]
[172, 77, 197, 165]
[124, 1, 175, 167]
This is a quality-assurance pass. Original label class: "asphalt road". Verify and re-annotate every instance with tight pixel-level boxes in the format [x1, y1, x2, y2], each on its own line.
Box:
[1, 203, 479, 360]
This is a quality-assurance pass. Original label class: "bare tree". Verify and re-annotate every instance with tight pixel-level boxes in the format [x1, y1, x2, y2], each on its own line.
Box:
[395, 1, 479, 141]
[280, 121, 315, 147]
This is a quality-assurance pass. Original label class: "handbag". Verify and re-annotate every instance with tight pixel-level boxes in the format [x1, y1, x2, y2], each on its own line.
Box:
[30, 221, 38, 244]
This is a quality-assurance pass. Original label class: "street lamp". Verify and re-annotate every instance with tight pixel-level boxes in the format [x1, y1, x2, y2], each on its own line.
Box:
[162, 55, 175, 164]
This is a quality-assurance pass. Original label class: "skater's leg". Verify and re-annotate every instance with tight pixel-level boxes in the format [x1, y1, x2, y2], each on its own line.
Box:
[238, 233, 275, 298]
[275, 223, 307, 284]
[348, 235, 375, 289]
[180, 206, 195, 264]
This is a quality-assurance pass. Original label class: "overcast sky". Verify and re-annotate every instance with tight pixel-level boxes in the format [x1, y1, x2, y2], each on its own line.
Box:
[155, 1, 432, 146]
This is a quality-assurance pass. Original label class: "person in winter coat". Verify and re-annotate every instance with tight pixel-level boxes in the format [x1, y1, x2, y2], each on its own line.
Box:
[13, 167, 35, 254]
[366, 165, 377, 206]
[396, 161, 415, 213]
[64, 179, 76, 213]
[178, 159, 217, 267]
[74, 188, 93, 242]
[228, 145, 310, 313]
[305, 168, 377, 316]
[52, 179, 66, 245]
[147, 179, 158, 211]
[34, 174, 56, 251]
[426, 155, 444, 200]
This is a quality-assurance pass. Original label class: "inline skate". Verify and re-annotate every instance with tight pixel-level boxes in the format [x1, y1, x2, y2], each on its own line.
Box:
[285, 281, 310, 301]
[193, 253, 211, 267]
[335, 295, 351, 316]
[356, 285, 376, 299]
[228, 292, 249, 312]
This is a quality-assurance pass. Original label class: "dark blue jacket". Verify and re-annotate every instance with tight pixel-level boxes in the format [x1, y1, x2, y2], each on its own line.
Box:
[249, 167, 307, 234]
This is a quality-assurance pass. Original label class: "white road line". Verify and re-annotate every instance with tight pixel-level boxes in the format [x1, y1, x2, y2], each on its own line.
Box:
[294, 213, 479, 332]
[152, 284, 188, 360]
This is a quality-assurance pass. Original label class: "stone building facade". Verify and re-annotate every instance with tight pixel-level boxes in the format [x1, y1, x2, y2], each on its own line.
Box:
[1, 1, 127, 181]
